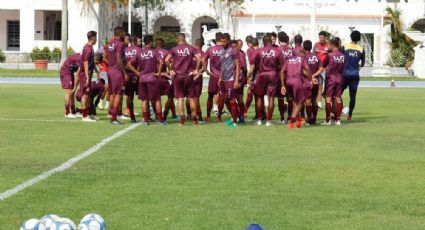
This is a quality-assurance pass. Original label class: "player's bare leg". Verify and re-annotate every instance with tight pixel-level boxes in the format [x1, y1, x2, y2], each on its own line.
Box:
[237, 94, 245, 123]
[141, 100, 149, 125]
[324, 96, 333, 125]
[154, 99, 165, 125]
[188, 98, 198, 125]
[217, 94, 224, 123]
[206, 93, 215, 122]
[64, 89, 75, 118]
[255, 95, 263, 125]
[266, 96, 275, 126]
[177, 97, 186, 125]
[244, 87, 254, 117]
[334, 97, 343, 125]
[195, 97, 203, 123]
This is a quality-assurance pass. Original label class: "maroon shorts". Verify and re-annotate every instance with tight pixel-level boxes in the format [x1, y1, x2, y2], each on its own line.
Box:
[305, 82, 319, 100]
[161, 78, 174, 97]
[254, 71, 278, 97]
[174, 75, 194, 98]
[108, 69, 124, 95]
[208, 75, 220, 95]
[220, 80, 237, 100]
[60, 73, 74, 90]
[138, 79, 161, 101]
[193, 77, 203, 97]
[325, 80, 343, 98]
[79, 74, 91, 96]
[125, 75, 138, 96]
[286, 77, 305, 103]
[237, 70, 247, 96]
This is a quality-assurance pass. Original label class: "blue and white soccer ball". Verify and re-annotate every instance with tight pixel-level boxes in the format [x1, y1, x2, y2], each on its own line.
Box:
[78, 218, 105, 230]
[342, 106, 350, 116]
[40, 214, 60, 229]
[80, 213, 105, 228]
[50, 218, 76, 230]
[20, 218, 47, 230]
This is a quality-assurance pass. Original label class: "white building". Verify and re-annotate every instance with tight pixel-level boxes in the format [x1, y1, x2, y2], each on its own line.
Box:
[0, 0, 424, 66]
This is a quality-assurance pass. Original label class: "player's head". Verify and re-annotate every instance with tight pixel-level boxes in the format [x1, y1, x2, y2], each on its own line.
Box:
[136, 36, 143, 47]
[350, 30, 361, 43]
[114, 26, 125, 40]
[318, 31, 327, 44]
[124, 33, 131, 46]
[328, 38, 340, 51]
[221, 33, 231, 48]
[215, 32, 223, 45]
[278, 31, 289, 44]
[245, 35, 253, 46]
[303, 40, 313, 52]
[87, 31, 97, 45]
[130, 35, 139, 45]
[252, 38, 259, 48]
[176, 33, 186, 43]
[262, 34, 272, 46]
[195, 38, 204, 49]
[237, 39, 243, 49]
[270, 32, 277, 45]
[144, 34, 154, 47]
[94, 52, 102, 65]
[155, 37, 165, 48]
[230, 39, 238, 48]
[294, 34, 303, 45]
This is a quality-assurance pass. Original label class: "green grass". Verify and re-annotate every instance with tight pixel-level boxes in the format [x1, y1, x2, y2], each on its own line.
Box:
[1, 85, 425, 229]
[0, 69, 59, 77]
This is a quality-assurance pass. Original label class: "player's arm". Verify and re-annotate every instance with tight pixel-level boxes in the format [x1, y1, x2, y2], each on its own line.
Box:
[165, 53, 175, 77]
[280, 64, 286, 95]
[360, 50, 366, 67]
[156, 59, 164, 78]
[202, 55, 210, 75]
[233, 58, 240, 89]
[127, 57, 140, 76]
[83, 59, 90, 87]
[73, 68, 80, 93]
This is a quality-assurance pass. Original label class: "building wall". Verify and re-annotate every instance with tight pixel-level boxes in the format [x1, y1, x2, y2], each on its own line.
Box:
[0, 10, 19, 51]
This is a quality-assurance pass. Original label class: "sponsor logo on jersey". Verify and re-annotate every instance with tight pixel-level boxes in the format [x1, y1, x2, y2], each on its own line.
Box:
[288, 56, 302, 64]
[333, 55, 345, 63]
[141, 51, 154, 59]
[262, 49, 276, 58]
[176, 48, 191, 56]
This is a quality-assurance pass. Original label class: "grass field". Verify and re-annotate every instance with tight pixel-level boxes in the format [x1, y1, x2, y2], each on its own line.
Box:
[1, 84, 425, 229]
[0, 69, 59, 77]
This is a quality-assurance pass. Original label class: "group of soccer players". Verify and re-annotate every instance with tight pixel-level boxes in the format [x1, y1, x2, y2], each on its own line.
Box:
[60, 26, 365, 128]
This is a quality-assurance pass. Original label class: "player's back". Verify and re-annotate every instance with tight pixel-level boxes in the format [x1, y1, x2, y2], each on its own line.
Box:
[170, 44, 195, 75]
[205, 45, 223, 77]
[285, 56, 305, 79]
[258, 46, 281, 73]
[137, 47, 159, 75]
[327, 51, 345, 78]
[107, 38, 124, 69]
[61, 53, 81, 74]
[305, 52, 320, 74]
[343, 43, 364, 77]
[277, 45, 293, 64]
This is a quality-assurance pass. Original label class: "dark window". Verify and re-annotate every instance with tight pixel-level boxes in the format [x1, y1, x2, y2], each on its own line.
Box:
[7, 20, 20, 51]
[122, 22, 143, 36]
[160, 26, 180, 33]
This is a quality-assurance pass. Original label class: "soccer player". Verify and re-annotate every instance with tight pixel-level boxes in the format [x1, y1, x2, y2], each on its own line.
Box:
[245, 37, 260, 119]
[252, 34, 282, 126]
[303, 40, 322, 125]
[165, 33, 200, 126]
[89, 78, 106, 115]
[219, 33, 240, 127]
[280, 53, 313, 129]
[342, 30, 365, 121]
[270, 32, 278, 47]
[127, 35, 165, 125]
[293, 34, 303, 57]
[203, 32, 223, 122]
[236, 39, 247, 123]
[97, 37, 110, 111]
[107, 26, 127, 125]
[79, 30, 99, 122]
[60, 52, 81, 118]
[314, 31, 329, 109]
[124, 35, 141, 122]
[155, 38, 177, 121]
[322, 38, 345, 126]
[276, 31, 293, 123]
[191, 38, 205, 123]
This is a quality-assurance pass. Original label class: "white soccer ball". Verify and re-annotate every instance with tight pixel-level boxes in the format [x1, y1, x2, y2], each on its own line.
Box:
[20, 219, 47, 230]
[50, 218, 76, 230]
[80, 213, 105, 227]
[40, 214, 60, 229]
[78, 218, 105, 230]
[342, 106, 349, 116]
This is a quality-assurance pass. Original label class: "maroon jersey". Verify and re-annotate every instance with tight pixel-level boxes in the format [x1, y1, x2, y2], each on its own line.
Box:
[169, 44, 196, 75]
[293, 45, 304, 57]
[254, 45, 282, 73]
[277, 45, 293, 64]
[156, 47, 169, 72]
[90, 79, 105, 98]
[131, 47, 161, 82]
[323, 51, 345, 84]
[204, 45, 223, 77]
[283, 56, 308, 80]
[60, 53, 81, 75]
[305, 52, 320, 74]
[247, 47, 257, 65]
[239, 49, 247, 69]
[192, 47, 204, 71]
[107, 38, 125, 70]
[125, 45, 140, 65]
[79, 44, 95, 74]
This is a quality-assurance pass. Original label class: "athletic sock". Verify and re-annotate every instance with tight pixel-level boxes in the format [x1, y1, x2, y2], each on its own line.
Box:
[180, 115, 186, 125]
[306, 105, 313, 123]
[157, 113, 164, 123]
[230, 102, 239, 124]
[336, 102, 343, 121]
[312, 104, 318, 122]
[111, 108, 117, 121]
[71, 105, 76, 114]
[287, 101, 293, 121]
[290, 117, 296, 124]
[267, 107, 273, 121]
[278, 99, 285, 121]
[191, 115, 198, 124]
[238, 103, 245, 118]
[143, 112, 150, 123]
[325, 103, 332, 122]
[207, 96, 213, 117]
[83, 108, 89, 118]
[65, 104, 70, 115]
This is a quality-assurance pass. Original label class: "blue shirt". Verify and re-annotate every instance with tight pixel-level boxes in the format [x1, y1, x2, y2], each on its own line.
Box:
[342, 43, 365, 77]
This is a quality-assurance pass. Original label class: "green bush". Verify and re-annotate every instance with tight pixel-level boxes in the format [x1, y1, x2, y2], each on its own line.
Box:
[0, 49, 5, 63]
[50, 47, 61, 63]
[67, 47, 75, 56]
[30, 47, 50, 61]
[154, 32, 178, 50]
[387, 47, 408, 67]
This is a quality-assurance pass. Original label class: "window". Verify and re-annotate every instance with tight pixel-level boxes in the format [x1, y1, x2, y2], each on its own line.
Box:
[160, 26, 180, 32]
[122, 22, 143, 36]
[7, 20, 20, 51]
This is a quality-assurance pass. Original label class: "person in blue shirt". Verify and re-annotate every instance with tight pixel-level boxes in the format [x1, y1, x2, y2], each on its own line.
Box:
[342, 30, 365, 121]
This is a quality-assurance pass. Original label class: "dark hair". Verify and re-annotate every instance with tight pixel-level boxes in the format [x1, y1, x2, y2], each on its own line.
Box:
[177, 33, 186, 40]
[87, 31, 97, 39]
[95, 52, 103, 63]
[245, 35, 253, 44]
[263, 34, 272, 45]
[215, 32, 223, 41]
[252, 38, 259, 46]
[130, 35, 140, 44]
[303, 40, 313, 51]
[270, 32, 277, 38]
[195, 38, 204, 47]
[350, 30, 361, 42]
[125, 33, 131, 37]
[222, 33, 231, 40]
[294, 34, 303, 45]
[231, 40, 238, 45]
[329, 38, 340, 48]
[155, 38, 165, 46]
[278, 31, 289, 43]
[98, 78, 105, 84]
[318, 31, 327, 37]
[114, 26, 124, 35]
[144, 35, 154, 45]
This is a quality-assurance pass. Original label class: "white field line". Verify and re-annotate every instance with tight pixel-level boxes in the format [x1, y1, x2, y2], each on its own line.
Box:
[0, 123, 141, 202]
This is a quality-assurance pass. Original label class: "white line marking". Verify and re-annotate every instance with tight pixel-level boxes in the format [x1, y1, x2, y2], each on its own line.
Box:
[0, 123, 141, 202]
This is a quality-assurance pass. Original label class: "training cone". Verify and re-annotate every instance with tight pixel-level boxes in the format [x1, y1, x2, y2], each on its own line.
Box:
[246, 223, 264, 230]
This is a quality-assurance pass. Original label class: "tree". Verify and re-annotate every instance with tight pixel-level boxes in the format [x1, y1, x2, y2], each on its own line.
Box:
[210, 0, 244, 36]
